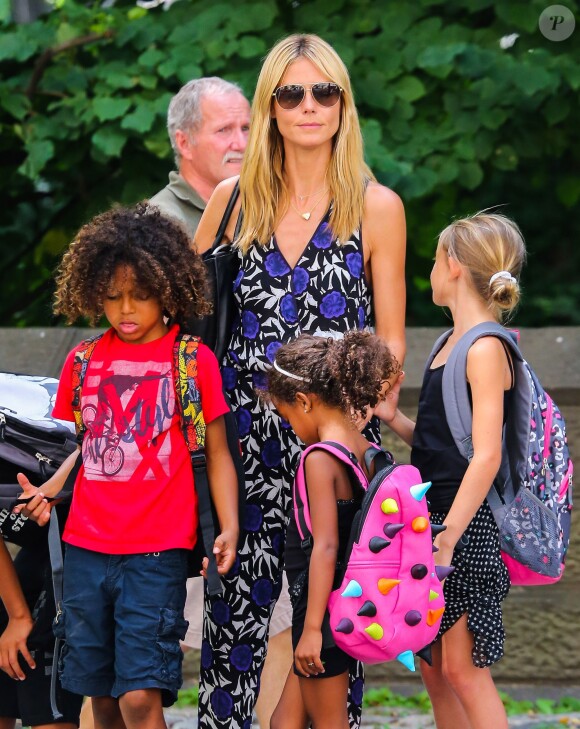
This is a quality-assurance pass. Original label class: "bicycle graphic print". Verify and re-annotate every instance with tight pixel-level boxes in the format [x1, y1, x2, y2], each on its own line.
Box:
[82, 403, 126, 476]
[80, 369, 173, 478]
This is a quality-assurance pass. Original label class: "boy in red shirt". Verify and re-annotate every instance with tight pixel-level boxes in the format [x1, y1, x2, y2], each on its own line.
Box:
[16, 204, 238, 729]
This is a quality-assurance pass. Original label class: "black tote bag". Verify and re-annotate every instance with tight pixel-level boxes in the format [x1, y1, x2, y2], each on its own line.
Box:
[185, 181, 241, 362]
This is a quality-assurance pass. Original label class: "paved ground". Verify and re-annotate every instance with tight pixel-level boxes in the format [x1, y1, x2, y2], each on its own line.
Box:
[167, 681, 580, 728]
[164, 706, 580, 728]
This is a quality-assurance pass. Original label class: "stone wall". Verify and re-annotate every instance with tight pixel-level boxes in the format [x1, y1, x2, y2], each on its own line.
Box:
[2, 326, 579, 398]
[1, 327, 578, 688]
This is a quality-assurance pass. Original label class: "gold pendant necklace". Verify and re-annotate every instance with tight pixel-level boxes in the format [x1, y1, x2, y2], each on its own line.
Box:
[290, 189, 328, 221]
[295, 184, 327, 203]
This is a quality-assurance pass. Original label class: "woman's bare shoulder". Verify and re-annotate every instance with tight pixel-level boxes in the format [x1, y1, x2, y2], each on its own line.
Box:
[362, 182, 406, 250]
[194, 176, 241, 252]
[364, 181, 404, 215]
[211, 175, 240, 206]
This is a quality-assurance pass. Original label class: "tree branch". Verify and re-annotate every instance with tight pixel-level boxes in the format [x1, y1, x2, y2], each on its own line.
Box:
[25, 31, 115, 99]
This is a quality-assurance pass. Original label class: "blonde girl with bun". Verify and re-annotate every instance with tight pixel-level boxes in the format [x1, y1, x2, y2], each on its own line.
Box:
[386, 212, 526, 729]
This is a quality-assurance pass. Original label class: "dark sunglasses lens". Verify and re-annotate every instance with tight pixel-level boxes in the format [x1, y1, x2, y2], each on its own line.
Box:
[276, 85, 305, 109]
[312, 83, 341, 107]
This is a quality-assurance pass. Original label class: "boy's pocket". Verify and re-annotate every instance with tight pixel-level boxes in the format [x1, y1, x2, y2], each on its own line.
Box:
[153, 607, 189, 684]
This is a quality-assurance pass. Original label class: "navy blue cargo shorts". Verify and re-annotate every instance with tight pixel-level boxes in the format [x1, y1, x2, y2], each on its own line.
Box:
[57, 545, 188, 706]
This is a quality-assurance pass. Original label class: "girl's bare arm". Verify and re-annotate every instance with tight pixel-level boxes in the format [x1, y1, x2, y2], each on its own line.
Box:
[436, 337, 508, 560]
[294, 451, 342, 676]
[0, 541, 35, 679]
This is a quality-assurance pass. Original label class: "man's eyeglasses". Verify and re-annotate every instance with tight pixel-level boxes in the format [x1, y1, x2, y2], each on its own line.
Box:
[272, 83, 343, 110]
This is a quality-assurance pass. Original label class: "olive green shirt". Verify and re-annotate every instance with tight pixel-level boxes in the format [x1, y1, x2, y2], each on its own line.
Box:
[149, 171, 205, 239]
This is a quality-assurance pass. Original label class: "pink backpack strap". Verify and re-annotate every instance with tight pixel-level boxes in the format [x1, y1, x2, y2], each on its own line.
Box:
[293, 441, 368, 543]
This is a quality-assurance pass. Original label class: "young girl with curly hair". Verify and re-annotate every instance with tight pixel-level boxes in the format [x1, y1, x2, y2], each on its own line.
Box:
[16, 203, 239, 729]
[265, 331, 400, 729]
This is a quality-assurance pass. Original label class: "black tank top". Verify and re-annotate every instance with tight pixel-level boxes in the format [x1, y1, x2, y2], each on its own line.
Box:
[285, 496, 360, 587]
[411, 364, 513, 512]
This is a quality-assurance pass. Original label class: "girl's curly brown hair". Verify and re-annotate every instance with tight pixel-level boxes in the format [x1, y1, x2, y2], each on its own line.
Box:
[267, 331, 400, 417]
[53, 203, 211, 325]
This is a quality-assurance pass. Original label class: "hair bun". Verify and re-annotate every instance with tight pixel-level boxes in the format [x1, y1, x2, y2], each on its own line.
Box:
[489, 272, 520, 310]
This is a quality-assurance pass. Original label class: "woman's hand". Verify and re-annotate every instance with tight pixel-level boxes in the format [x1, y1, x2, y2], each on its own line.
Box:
[0, 615, 35, 680]
[294, 627, 324, 677]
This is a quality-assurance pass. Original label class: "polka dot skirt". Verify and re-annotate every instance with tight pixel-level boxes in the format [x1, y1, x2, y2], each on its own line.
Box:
[430, 500, 510, 667]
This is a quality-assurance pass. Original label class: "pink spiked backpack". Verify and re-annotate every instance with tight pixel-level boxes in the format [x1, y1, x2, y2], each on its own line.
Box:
[293, 441, 449, 669]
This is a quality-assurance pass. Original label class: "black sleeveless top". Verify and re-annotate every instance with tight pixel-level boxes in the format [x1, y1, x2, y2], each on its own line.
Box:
[411, 364, 513, 512]
[285, 496, 361, 588]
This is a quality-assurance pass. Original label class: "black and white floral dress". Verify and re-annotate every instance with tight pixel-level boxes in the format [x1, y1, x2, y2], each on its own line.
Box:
[198, 212, 376, 728]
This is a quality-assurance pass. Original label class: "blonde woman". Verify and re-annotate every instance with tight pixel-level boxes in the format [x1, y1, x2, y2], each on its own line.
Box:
[194, 34, 406, 729]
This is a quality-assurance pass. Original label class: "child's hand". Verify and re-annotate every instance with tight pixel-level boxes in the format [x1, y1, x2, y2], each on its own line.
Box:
[212, 529, 238, 575]
[352, 405, 375, 432]
[294, 627, 324, 677]
[374, 371, 405, 423]
[12, 473, 53, 526]
[433, 533, 455, 585]
[0, 616, 35, 680]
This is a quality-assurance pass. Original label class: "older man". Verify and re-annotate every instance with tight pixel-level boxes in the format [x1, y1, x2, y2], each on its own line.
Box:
[150, 76, 249, 237]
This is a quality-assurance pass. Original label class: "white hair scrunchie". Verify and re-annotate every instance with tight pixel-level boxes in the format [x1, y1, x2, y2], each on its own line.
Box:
[489, 270, 517, 286]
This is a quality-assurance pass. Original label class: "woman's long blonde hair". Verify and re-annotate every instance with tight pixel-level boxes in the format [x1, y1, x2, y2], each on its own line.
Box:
[237, 34, 375, 253]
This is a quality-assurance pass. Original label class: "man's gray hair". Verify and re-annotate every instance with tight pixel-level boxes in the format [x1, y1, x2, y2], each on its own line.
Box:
[167, 77, 244, 163]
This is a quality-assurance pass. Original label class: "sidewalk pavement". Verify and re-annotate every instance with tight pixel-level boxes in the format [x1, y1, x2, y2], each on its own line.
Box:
[166, 680, 580, 728]
[164, 708, 580, 728]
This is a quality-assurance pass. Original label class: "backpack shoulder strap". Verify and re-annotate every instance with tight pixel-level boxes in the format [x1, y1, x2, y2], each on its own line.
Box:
[173, 333, 224, 594]
[441, 322, 524, 462]
[294, 441, 368, 543]
[424, 328, 454, 373]
[363, 444, 395, 473]
[71, 334, 104, 438]
[173, 333, 206, 452]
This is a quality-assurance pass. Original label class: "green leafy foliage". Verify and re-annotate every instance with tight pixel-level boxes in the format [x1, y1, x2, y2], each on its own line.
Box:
[175, 684, 580, 716]
[498, 691, 580, 716]
[176, 685, 199, 707]
[363, 686, 432, 711]
[0, 0, 578, 326]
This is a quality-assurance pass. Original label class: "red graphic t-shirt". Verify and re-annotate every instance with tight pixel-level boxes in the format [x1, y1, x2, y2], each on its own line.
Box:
[52, 326, 229, 554]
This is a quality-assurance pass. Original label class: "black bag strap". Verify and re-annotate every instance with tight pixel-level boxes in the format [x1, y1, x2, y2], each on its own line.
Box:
[363, 445, 394, 473]
[233, 206, 243, 241]
[172, 335, 223, 596]
[189, 451, 221, 595]
[48, 508, 63, 720]
[211, 180, 240, 252]
[49, 450, 81, 720]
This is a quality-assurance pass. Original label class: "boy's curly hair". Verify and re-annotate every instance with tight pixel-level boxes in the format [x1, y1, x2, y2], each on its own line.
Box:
[267, 331, 400, 417]
[53, 203, 211, 325]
